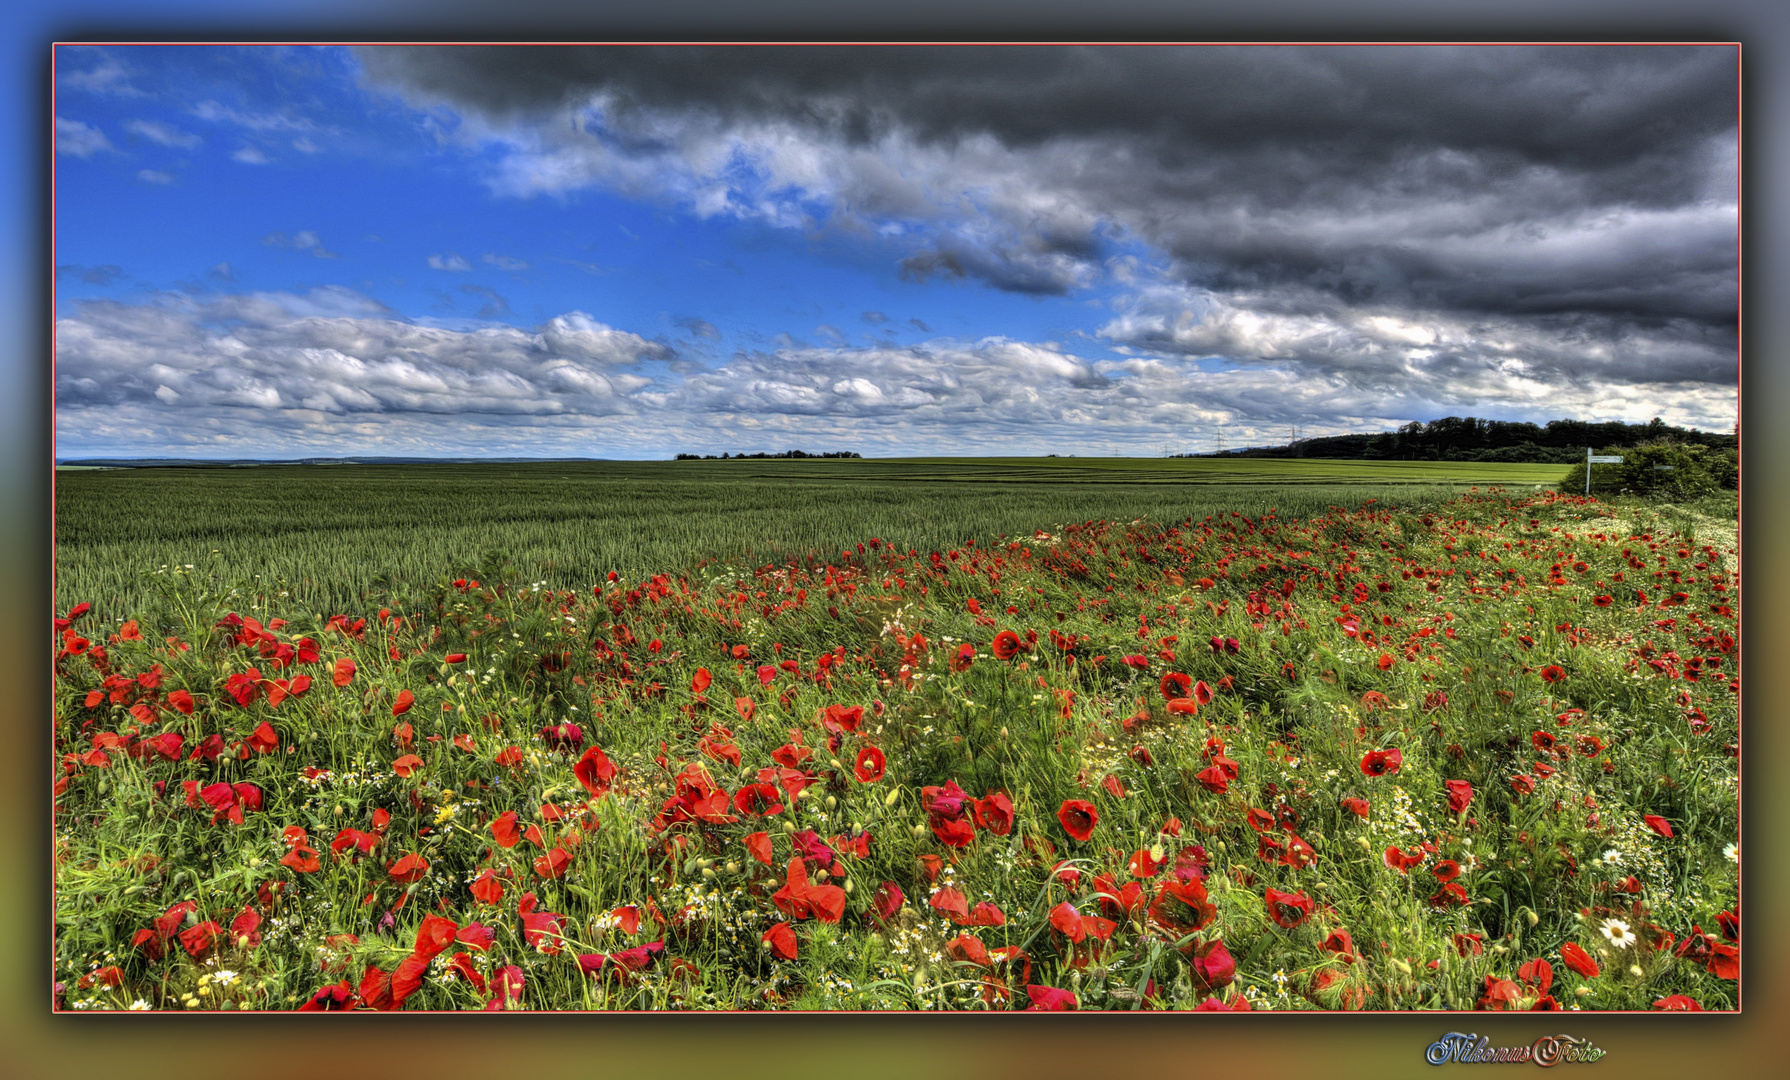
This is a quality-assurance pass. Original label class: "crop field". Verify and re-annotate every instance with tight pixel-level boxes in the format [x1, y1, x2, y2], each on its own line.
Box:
[52, 460, 1739, 1012]
[54, 457, 1566, 620]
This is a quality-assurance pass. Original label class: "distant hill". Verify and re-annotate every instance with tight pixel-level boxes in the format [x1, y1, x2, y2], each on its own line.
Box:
[55, 456, 616, 468]
[1192, 417, 1737, 463]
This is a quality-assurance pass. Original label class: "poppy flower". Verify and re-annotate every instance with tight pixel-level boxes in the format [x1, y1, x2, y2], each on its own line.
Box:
[469, 869, 504, 905]
[490, 811, 522, 849]
[1383, 846, 1425, 873]
[733, 783, 784, 817]
[1194, 764, 1231, 794]
[1121, 654, 1150, 669]
[743, 831, 775, 866]
[573, 745, 618, 796]
[391, 754, 425, 778]
[1359, 748, 1402, 777]
[930, 815, 977, 848]
[1263, 888, 1314, 929]
[1560, 941, 1600, 979]
[1057, 799, 1098, 842]
[298, 981, 356, 1011]
[178, 921, 222, 959]
[1517, 958, 1553, 994]
[690, 668, 712, 694]
[992, 630, 1024, 660]
[1319, 928, 1355, 959]
[1431, 860, 1461, 883]
[869, 882, 905, 929]
[929, 886, 970, 921]
[1653, 995, 1703, 1010]
[1444, 779, 1473, 814]
[1166, 697, 1199, 716]
[1048, 902, 1088, 943]
[1510, 775, 1536, 795]
[1428, 882, 1468, 908]
[538, 721, 584, 751]
[1160, 672, 1192, 700]
[387, 852, 430, 883]
[533, 844, 573, 879]
[761, 921, 798, 961]
[1453, 933, 1484, 957]
[1539, 665, 1566, 683]
[167, 689, 195, 714]
[972, 790, 1014, 835]
[1026, 985, 1078, 1011]
[1341, 796, 1370, 819]
[392, 689, 415, 716]
[1151, 879, 1216, 935]
[949, 643, 976, 671]
[1644, 814, 1674, 838]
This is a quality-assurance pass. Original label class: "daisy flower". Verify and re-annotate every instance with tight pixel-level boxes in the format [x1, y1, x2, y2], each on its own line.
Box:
[1600, 919, 1637, 949]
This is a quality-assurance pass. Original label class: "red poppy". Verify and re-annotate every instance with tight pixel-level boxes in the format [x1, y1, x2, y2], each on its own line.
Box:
[1194, 764, 1230, 794]
[573, 745, 617, 797]
[1026, 985, 1078, 1011]
[691, 668, 712, 694]
[539, 721, 584, 751]
[1453, 932, 1484, 957]
[1510, 774, 1536, 795]
[1341, 796, 1370, 819]
[490, 811, 522, 849]
[743, 831, 775, 866]
[1644, 814, 1674, 838]
[1057, 799, 1098, 842]
[1319, 927, 1355, 958]
[972, 790, 1014, 835]
[1383, 846, 1425, 873]
[762, 921, 798, 961]
[1539, 665, 1566, 683]
[1444, 779, 1473, 814]
[494, 745, 523, 768]
[930, 815, 977, 848]
[167, 689, 195, 714]
[1560, 941, 1600, 979]
[1428, 882, 1468, 908]
[470, 869, 504, 905]
[1653, 995, 1703, 1010]
[1160, 672, 1192, 700]
[178, 921, 222, 959]
[1378, 653, 1394, 671]
[533, 844, 573, 879]
[391, 754, 425, 777]
[992, 630, 1024, 660]
[387, 852, 429, 883]
[1150, 879, 1216, 935]
[1165, 696, 1199, 716]
[869, 881, 905, 929]
[1263, 888, 1314, 929]
[1189, 937, 1235, 990]
[392, 689, 415, 715]
[929, 886, 970, 921]
[1121, 654, 1150, 669]
[732, 783, 784, 817]
[1431, 860, 1461, 883]
[1359, 748, 1402, 777]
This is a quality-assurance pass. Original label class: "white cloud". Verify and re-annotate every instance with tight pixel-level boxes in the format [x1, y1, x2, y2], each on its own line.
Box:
[124, 119, 200, 148]
[190, 100, 324, 134]
[482, 253, 529, 270]
[57, 50, 146, 97]
[232, 147, 272, 165]
[263, 231, 340, 259]
[136, 169, 174, 185]
[429, 253, 473, 272]
[56, 117, 113, 158]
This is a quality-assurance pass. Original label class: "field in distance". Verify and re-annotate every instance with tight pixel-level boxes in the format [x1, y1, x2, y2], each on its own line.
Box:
[56, 457, 1569, 621]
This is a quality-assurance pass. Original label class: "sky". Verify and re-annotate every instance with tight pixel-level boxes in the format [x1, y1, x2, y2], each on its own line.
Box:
[53, 42, 1739, 459]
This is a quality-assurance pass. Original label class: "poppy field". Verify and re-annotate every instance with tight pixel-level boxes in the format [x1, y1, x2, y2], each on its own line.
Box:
[52, 467, 1739, 1012]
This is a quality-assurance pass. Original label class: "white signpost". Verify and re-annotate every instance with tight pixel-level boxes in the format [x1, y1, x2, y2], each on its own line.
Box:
[1585, 449, 1623, 495]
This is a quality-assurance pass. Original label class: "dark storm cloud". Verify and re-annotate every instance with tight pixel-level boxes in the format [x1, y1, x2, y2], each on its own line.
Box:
[359, 44, 1735, 321]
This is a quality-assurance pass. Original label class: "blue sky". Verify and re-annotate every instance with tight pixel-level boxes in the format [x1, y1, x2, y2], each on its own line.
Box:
[52, 43, 1740, 459]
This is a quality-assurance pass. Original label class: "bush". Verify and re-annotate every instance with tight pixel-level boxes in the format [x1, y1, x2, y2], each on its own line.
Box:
[1558, 440, 1736, 500]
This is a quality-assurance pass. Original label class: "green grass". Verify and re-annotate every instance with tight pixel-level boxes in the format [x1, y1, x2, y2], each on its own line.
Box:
[56, 458, 1563, 622]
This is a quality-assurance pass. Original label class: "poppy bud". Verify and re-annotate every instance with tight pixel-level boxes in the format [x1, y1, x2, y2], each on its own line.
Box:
[843, 878, 854, 894]
[783, 820, 796, 834]
[185, 911, 199, 928]
[702, 868, 716, 880]
[1526, 910, 1541, 927]
[885, 789, 901, 807]
[913, 823, 928, 838]
[830, 759, 843, 770]
[1628, 965, 1643, 978]
[1356, 836, 1372, 850]
[726, 862, 739, 875]
[1215, 841, 1226, 853]
[1000, 727, 1009, 738]
[1575, 986, 1591, 997]
[826, 796, 837, 810]
[1391, 959, 1411, 975]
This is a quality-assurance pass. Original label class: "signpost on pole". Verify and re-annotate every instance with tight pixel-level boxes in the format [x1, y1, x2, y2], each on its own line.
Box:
[1585, 448, 1624, 495]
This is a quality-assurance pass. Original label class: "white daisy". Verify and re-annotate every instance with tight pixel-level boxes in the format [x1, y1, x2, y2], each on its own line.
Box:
[1600, 919, 1637, 949]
